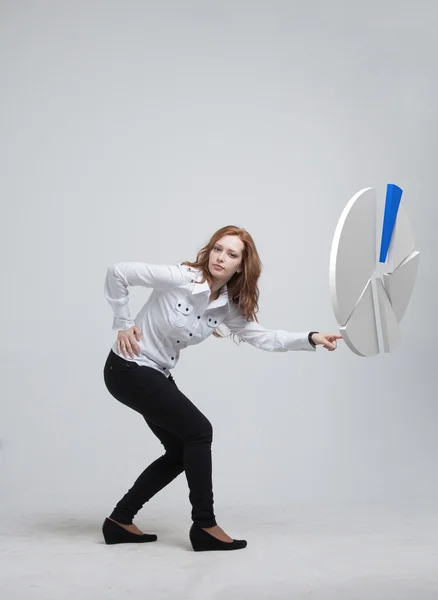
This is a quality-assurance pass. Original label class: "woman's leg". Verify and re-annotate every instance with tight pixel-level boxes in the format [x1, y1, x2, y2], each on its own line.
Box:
[109, 420, 185, 524]
[103, 351, 217, 528]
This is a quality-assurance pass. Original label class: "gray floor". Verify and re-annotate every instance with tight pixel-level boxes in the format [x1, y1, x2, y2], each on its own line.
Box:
[1, 506, 437, 600]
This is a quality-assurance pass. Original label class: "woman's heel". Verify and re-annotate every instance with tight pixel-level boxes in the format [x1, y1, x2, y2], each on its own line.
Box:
[102, 518, 157, 545]
[189, 522, 247, 552]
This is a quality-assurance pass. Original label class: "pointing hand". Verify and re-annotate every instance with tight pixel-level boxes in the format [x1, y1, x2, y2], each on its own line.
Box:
[311, 333, 343, 351]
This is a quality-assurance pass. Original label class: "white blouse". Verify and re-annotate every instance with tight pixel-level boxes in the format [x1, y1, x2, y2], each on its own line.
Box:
[104, 262, 316, 376]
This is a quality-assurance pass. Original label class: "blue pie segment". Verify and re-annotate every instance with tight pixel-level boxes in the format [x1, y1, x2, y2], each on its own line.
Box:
[379, 184, 403, 263]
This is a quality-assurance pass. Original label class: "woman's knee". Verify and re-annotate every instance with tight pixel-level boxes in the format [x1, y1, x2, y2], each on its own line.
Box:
[193, 416, 213, 443]
[164, 445, 184, 466]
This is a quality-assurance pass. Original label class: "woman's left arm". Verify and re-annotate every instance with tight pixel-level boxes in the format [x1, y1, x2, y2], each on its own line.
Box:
[222, 305, 342, 352]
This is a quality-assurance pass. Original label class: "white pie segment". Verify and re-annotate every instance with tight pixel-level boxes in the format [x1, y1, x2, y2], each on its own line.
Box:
[385, 204, 415, 272]
[375, 278, 401, 353]
[382, 250, 420, 322]
[340, 279, 379, 357]
[329, 188, 377, 326]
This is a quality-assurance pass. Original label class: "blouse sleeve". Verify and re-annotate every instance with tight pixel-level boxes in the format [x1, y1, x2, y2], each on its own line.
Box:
[222, 303, 316, 352]
[104, 262, 183, 330]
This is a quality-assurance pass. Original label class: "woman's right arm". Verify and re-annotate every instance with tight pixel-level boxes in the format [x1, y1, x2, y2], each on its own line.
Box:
[104, 262, 183, 331]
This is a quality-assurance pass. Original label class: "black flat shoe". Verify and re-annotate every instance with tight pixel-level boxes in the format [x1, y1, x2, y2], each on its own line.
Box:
[102, 518, 157, 545]
[189, 522, 247, 552]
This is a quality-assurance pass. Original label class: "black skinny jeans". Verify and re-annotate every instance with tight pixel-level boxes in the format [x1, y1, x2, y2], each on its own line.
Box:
[103, 350, 216, 527]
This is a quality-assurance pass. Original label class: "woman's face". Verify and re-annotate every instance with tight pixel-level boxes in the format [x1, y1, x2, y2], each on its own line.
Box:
[208, 235, 244, 282]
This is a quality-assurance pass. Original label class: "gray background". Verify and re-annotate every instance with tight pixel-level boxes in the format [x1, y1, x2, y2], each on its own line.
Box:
[1, 0, 437, 543]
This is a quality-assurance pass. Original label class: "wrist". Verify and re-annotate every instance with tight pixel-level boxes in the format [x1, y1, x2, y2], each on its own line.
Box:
[308, 331, 319, 348]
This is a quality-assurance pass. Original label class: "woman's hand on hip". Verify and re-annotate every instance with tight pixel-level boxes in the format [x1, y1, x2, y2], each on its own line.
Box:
[311, 332, 343, 351]
[117, 326, 142, 359]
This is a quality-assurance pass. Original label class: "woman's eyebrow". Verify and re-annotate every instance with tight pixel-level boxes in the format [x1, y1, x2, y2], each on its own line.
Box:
[216, 243, 239, 254]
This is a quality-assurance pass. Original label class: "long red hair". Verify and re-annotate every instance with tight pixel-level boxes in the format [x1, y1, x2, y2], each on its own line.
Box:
[182, 226, 262, 331]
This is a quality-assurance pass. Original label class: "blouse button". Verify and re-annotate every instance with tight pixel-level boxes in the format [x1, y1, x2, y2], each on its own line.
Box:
[171, 357, 174, 360]
[177, 340, 180, 343]
[189, 333, 193, 337]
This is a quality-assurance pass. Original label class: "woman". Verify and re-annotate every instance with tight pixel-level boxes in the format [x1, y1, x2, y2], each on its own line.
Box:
[102, 225, 342, 552]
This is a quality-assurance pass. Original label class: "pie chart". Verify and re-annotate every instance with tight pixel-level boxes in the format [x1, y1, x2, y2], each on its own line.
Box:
[329, 184, 420, 356]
